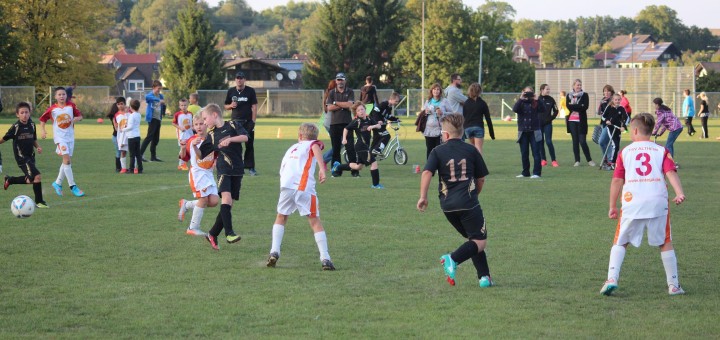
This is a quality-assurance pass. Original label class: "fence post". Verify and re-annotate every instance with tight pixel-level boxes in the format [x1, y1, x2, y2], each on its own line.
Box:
[406, 89, 410, 117]
[266, 89, 270, 115]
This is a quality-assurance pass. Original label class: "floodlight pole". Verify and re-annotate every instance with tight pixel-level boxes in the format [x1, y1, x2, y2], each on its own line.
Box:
[478, 35, 488, 84]
[421, 0, 425, 94]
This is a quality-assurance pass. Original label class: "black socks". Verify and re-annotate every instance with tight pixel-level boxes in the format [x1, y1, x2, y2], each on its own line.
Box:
[451, 241, 479, 265]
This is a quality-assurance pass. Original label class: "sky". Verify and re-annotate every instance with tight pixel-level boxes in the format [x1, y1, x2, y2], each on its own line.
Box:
[204, 0, 718, 29]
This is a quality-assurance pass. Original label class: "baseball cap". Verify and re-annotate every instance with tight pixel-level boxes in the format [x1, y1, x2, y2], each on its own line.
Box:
[335, 72, 346, 80]
[235, 71, 246, 79]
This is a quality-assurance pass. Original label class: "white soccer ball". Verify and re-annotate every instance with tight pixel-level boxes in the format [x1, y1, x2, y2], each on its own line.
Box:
[10, 195, 35, 218]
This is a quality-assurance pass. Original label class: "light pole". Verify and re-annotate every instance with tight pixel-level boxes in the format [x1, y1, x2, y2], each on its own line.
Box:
[478, 35, 488, 84]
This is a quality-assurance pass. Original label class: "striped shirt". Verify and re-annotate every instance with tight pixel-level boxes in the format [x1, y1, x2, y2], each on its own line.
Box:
[652, 107, 682, 136]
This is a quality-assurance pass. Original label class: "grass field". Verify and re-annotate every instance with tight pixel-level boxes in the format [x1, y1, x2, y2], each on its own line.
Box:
[1, 117, 719, 338]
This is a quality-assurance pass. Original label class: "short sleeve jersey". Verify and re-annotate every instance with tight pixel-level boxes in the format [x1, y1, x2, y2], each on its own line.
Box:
[224, 86, 258, 121]
[198, 121, 247, 176]
[114, 112, 129, 145]
[345, 117, 376, 146]
[424, 139, 489, 212]
[39, 102, 82, 143]
[279, 140, 324, 194]
[613, 141, 677, 219]
[3, 119, 37, 164]
[186, 134, 217, 191]
[173, 111, 194, 141]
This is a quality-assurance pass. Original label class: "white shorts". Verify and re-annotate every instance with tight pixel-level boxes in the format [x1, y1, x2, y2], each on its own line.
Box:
[614, 214, 671, 247]
[117, 142, 128, 151]
[193, 184, 218, 198]
[276, 188, 319, 217]
[55, 141, 74, 156]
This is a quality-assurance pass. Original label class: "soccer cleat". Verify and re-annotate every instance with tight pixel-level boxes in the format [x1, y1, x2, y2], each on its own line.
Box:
[248, 168, 258, 176]
[206, 235, 219, 250]
[266, 252, 279, 267]
[479, 275, 494, 288]
[668, 284, 685, 296]
[181, 163, 189, 171]
[120, 169, 128, 174]
[573, 161, 580, 167]
[186, 228, 206, 236]
[600, 278, 618, 296]
[351, 171, 361, 177]
[52, 182, 63, 196]
[588, 160, 597, 167]
[552, 160, 559, 167]
[331, 161, 341, 174]
[70, 185, 85, 197]
[226, 233, 242, 243]
[151, 158, 163, 162]
[371, 149, 382, 155]
[674, 163, 680, 170]
[3, 176, 9, 190]
[371, 184, 385, 189]
[541, 160, 548, 167]
[321, 259, 336, 271]
[178, 199, 188, 221]
[36, 201, 49, 209]
[440, 254, 457, 286]
[530, 175, 541, 179]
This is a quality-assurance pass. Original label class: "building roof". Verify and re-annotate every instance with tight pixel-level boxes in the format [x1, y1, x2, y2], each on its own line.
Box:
[259, 58, 305, 71]
[119, 67, 139, 80]
[709, 29, 720, 37]
[223, 58, 284, 71]
[608, 34, 655, 52]
[517, 38, 541, 57]
[115, 53, 158, 64]
[593, 52, 616, 61]
[696, 62, 720, 74]
[614, 42, 676, 63]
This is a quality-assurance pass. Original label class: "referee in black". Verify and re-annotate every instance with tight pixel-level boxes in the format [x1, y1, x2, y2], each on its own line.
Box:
[224, 71, 259, 176]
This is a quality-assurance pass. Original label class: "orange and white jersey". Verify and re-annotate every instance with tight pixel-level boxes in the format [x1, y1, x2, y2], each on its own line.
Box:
[40, 102, 82, 143]
[186, 135, 217, 193]
[173, 112, 194, 142]
[613, 141, 677, 219]
[114, 111, 129, 147]
[279, 140, 323, 194]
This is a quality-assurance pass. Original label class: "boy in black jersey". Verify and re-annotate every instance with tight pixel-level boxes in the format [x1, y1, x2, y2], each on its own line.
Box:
[369, 92, 400, 155]
[2, 102, 48, 208]
[332, 102, 383, 188]
[417, 113, 493, 288]
[193, 103, 248, 250]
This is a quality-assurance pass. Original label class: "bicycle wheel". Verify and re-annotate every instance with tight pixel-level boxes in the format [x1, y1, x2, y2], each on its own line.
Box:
[394, 149, 408, 165]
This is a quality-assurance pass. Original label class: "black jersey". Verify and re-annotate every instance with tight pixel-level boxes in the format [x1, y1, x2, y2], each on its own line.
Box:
[199, 121, 247, 176]
[3, 119, 37, 164]
[345, 117, 376, 147]
[370, 101, 398, 132]
[224, 86, 258, 121]
[424, 139, 489, 212]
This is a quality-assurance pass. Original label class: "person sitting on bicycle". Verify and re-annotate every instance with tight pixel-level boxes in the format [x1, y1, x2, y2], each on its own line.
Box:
[370, 92, 401, 155]
[333, 102, 385, 189]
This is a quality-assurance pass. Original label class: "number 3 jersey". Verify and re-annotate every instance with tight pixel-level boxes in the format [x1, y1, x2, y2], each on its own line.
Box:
[424, 139, 489, 212]
[613, 141, 677, 219]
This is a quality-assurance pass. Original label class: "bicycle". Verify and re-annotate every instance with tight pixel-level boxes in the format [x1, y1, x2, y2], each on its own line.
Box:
[342, 120, 408, 165]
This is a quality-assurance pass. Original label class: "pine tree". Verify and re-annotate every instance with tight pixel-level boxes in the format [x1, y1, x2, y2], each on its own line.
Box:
[0, 12, 22, 84]
[161, 0, 224, 106]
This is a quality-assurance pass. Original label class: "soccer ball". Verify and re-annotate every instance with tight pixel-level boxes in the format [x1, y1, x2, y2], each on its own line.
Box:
[10, 195, 35, 218]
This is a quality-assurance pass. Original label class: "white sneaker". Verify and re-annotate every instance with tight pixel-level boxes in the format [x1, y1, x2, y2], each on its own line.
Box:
[668, 284, 685, 296]
[186, 228, 207, 237]
[530, 175, 541, 179]
[600, 278, 618, 296]
[178, 199, 188, 221]
[588, 160, 597, 167]
[516, 174, 528, 178]
[573, 162, 580, 167]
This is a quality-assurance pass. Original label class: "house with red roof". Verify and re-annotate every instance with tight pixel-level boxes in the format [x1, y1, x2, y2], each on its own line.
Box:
[512, 38, 542, 67]
[99, 49, 160, 95]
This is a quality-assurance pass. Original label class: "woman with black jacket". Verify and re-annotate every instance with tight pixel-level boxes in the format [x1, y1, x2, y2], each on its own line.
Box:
[537, 84, 559, 167]
[463, 83, 494, 154]
[600, 94, 628, 170]
[565, 79, 596, 167]
[512, 86, 543, 178]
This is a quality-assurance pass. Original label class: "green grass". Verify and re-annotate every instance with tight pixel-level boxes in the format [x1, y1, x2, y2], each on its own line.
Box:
[0, 118, 719, 338]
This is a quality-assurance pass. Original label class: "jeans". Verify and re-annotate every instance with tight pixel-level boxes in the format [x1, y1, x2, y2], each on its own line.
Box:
[111, 135, 120, 158]
[598, 125, 610, 160]
[140, 119, 161, 159]
[539, 123, 556, 161]
[330, 124, 355, 164]
[568, 121, 593, 162]
[665, 127, 682, 157]
[323, 149, 333, 164]
[518, 131, 541, 177]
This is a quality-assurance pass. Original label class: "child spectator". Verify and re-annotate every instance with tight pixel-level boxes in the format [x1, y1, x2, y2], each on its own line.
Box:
[369, 92, 400, 155]
[172, 99, 194, 170]
[125, 100, 143, 174]
[177, 112, 218, 236]
[599, 94, 629, 170]
[40, 87, 85, 197]
[332, 102, 383, 188]
[2, 102, 48, 208]
[417, 113, 492, 288]
[266, 123, 335, 270]
[187, 93, 202, 115]
[194, 103, 248, 250]
[601, 113, 686, 296]
[105, 103, 121, 172]
[114, 97, 129, 173]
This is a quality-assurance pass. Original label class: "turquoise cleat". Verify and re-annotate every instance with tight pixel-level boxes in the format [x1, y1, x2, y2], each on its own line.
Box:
[70, 185, 85, 197]
[52, 182, 63, 196]
[440, 254, 457, 286]
[479, 275, 494, 288]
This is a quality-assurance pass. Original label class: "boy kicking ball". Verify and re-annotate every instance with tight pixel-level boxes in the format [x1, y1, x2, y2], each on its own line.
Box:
[266, 123, 335, 270]
[601, 112, 686, 296]
[417, 113, 492, 287]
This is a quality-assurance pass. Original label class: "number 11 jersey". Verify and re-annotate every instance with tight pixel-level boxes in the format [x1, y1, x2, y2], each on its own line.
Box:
[424, 139, 489, 212]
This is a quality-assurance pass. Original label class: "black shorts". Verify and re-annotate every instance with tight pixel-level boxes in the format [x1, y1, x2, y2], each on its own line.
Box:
[217, 175, 243, 200]
[355, 140, 374, 165]
[443, 205, 487, 240]
[19, 162, 41, 180]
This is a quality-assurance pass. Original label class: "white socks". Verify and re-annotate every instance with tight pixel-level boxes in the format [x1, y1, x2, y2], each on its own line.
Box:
[661, 250, 680, 287]
[607, 245, 626, 281]
[120, 157, 127, 170]
[56, 164, 66, 185]
[270, 224, 285, 254]
[189, 206, 204, 230]
[314, 231, 330, 261]
[184, 200, 197, 210]
[56, 164, 76, 186]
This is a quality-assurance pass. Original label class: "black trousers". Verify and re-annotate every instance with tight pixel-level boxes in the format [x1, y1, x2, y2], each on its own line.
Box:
[140, 119, 161, 159]
[684, 117, 696, 135]
[425, 136, 441, 159]
[330, 124, 355, 164]
[568, 122, 593, 162]
[235, 120, 256, 169]
[700, 116, 709, 138]
[127, 137, 143, 172]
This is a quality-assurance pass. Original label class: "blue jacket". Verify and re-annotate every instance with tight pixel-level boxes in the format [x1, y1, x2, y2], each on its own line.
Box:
[145, 91, 165, 123]
[513, 98, 542, 132]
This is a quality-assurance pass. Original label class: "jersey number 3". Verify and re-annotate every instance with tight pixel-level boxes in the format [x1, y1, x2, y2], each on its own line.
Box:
[445, 159, 468, 182]
[635, 152, 652, 176]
